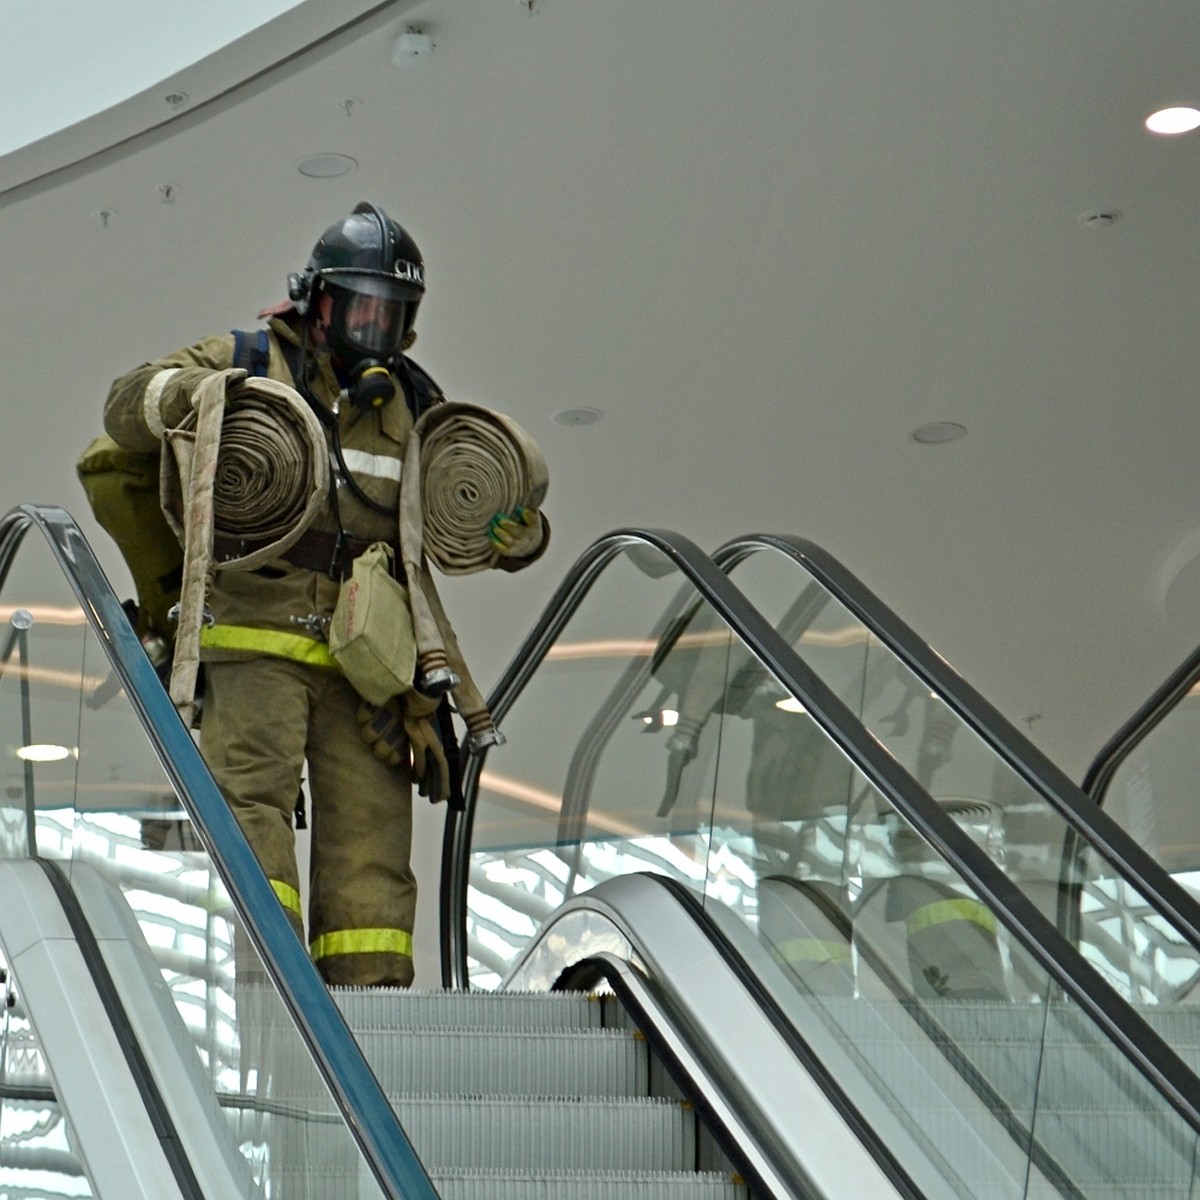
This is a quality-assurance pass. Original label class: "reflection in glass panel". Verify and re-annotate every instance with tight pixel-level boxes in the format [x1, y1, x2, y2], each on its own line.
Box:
[1098, 688, 1200, 886]
[0, 594, 87, 865]
[1092, 686, 1200, 1005]
[0, 946, 92, 1198]
[0, 526, 389, 1200]
[0, 612, 33, 860]
[688, 643, 1200, 1196]
[726, 547, 1200, 1012]
[469, 547, 734, 987]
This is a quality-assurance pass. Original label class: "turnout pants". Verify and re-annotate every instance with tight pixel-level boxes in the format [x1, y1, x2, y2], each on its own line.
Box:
[201, 656, 417, 987]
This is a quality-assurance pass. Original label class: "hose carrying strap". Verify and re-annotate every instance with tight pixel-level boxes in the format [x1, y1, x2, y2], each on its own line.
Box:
[160, 368, 329, 723]
[400, 401, 548, 748]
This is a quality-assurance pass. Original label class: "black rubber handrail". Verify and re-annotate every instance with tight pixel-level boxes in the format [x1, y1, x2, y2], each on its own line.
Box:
[447, 526, 1200, 1141]
[715, 533, 1200, 956]
[1082, 642, 1200, 802]
[0, 505, 437, 1200]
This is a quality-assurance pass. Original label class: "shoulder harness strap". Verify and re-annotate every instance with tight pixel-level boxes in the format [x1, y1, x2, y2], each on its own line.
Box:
[231, 329, 271, 378]
[397, 355, 444, 422]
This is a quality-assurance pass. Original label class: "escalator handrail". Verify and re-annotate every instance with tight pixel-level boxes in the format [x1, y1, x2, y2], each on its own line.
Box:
[0, 504, 437, 1200]
[715, 532, 1200, 956]
[448, 525, 1200, 1140]
[524, 872, 922, 1200]
[1082, 640, 1200, 802]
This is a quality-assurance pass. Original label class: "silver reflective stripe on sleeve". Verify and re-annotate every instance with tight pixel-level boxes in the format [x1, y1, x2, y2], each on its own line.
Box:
[338, 448, 403, 482]
[143, 368, 181, 438]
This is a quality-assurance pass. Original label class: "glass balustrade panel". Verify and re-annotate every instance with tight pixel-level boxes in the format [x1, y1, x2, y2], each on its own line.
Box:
[727, 547, 1200, 1008]
[697, 682, 1200, 1199]
[0, 530, 389, 1200]
[468, 545, 733, 989]
[1091, 686, 1200, 1005]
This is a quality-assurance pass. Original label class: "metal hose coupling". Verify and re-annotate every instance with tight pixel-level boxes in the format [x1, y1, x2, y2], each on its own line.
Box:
[467, 727, 506, 754]
[415, 663, 461, 697]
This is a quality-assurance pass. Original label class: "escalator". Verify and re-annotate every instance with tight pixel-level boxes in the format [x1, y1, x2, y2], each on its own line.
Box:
[0, 506, 901, 1199]
[448, 528, 1200, 1198]
[4, 506, 1200, 1197]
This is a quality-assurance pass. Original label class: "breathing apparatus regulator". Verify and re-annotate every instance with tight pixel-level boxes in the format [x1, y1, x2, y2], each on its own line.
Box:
[287, 201, 426, 413]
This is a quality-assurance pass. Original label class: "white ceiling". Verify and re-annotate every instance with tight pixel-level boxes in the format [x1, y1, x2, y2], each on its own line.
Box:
[3, 0, 1199, 781]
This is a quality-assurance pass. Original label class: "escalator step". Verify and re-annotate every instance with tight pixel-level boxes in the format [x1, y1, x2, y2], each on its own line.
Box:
[270, 1166, 749, 1200]
[333, 987, 614, 1031]
[390, 1095, 697, 1172]
[1028, 1110, 1195, 1188]
[351, 1026, 649, 1098]
[430, 1168, 749, 1199]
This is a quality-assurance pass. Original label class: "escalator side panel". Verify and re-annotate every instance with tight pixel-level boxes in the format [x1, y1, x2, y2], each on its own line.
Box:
[0, 860, 189, 1200]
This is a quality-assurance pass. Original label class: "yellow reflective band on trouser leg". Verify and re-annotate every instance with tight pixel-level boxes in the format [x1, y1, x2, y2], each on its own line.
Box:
[905, 897, 997, 937]
[309, 928, 415, 963]
[772, 938, 853, 966]
[270, 879, 304, 921]
[200, 624, 338, 668]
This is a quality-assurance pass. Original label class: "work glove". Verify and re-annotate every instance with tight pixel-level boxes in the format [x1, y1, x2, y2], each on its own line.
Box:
[359, 698, 406, 768]
[358, 692, 450, 803]
[404, 691, 451, 803]
[487, 505, 545, 559]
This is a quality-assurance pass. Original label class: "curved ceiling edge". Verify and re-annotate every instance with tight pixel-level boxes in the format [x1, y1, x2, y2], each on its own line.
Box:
[0, 0, 421, 206]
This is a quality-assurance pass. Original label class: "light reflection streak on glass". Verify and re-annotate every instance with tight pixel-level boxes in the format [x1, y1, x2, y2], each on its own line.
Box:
[542, 625, 867, 662]
[0, 605, 86, 627]
[479, 770, 756, 842]
[479, 770, 644, 837]
[70, 783, 181, 798]
[3, 664, 108, 691]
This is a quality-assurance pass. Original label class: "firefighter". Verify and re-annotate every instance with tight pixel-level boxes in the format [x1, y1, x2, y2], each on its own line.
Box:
[103, 202, 547, 986]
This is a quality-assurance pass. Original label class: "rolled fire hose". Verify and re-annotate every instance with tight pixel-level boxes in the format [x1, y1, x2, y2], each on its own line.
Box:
[415, 402, 549, 574]
[160, 368, 329, 724]
[400, 401, 549, 748]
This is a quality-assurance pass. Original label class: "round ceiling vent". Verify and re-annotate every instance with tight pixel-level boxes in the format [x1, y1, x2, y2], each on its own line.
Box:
[910, 421, 967, 445]
[551, 407, 604, 427]
[297, 154, 358, 179]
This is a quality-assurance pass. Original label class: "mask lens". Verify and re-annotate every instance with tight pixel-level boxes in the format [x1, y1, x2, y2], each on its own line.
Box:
[340, 291, 409, 356]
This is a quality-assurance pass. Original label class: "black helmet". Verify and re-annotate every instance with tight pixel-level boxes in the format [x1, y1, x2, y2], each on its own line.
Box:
[288, 202, 425, 364]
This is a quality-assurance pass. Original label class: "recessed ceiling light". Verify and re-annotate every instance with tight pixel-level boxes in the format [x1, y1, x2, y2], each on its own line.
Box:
[297, 154, 358, 179]
[1145, 106, 1200, 135]
[16, 744, 73, 762]
[910, 421, 967, 445]
[551, 407, 604, 427]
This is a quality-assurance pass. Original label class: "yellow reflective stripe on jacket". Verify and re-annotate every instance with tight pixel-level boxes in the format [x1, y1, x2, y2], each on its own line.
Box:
[200, 623, 338, 668]
[772, 938, 852, 965]
[906, 897, 997, 937]
[270, 879, 303, 920]
[310, 927, 414, 962]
